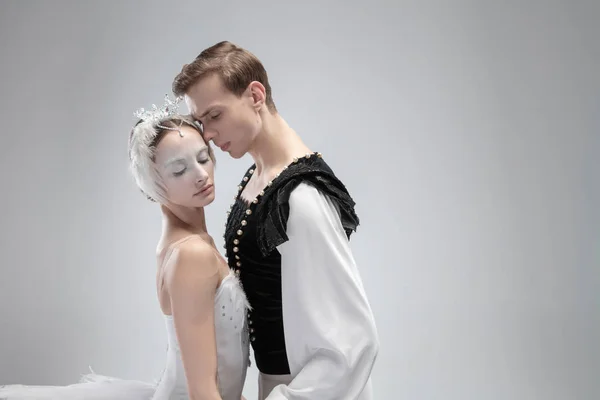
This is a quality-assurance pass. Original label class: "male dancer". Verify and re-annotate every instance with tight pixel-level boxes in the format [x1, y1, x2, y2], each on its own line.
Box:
[173, 41, 379, 400]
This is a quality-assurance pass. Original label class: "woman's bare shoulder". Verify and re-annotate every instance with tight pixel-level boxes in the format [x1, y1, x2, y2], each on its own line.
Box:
[164, 236, 221, 290]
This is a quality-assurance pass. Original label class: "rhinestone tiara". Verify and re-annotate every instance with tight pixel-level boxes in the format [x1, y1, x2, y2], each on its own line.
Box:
[133, 94, 183, 123]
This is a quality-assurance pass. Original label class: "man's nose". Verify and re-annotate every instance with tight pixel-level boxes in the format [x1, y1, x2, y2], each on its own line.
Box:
[202, 128, 217, 142]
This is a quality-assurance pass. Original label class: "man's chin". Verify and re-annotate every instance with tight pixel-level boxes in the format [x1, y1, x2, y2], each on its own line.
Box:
[227, 149, 245, 159]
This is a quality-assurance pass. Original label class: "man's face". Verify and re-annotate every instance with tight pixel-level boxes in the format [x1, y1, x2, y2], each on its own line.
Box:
[185, 74, 261, 159]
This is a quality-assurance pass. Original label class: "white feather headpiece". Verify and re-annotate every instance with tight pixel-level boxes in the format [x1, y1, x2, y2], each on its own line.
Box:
[128, 94, 185, 203]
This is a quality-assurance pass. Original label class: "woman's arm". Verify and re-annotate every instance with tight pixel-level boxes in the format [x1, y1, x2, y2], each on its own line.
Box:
[165, 238, 223, 400]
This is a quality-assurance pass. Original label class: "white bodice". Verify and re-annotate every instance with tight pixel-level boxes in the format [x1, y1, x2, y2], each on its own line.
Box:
[152, 272, 250, 400]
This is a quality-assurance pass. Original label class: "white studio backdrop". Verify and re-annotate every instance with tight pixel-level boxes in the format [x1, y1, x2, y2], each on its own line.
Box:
[0, 1, 598, 399]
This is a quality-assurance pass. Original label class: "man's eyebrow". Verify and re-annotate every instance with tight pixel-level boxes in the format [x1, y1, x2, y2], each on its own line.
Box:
[193, 107, 215, 121]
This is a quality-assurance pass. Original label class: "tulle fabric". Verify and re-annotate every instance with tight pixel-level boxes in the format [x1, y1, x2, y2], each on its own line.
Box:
[0, 370, 157, 399]
[0, 271, 250, 400]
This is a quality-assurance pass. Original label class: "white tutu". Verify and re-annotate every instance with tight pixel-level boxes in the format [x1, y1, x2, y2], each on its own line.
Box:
[0, 270, 250, 400]
[0, 371, 157, 400]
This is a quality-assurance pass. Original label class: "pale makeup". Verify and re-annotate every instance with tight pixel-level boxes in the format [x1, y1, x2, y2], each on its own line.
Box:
[154, 126, 216, 207]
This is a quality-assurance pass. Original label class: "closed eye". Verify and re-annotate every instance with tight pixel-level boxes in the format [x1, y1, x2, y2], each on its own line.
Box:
[197, 148, 210, 164]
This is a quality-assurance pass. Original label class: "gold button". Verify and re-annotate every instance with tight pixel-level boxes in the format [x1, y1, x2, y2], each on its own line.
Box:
[233, 247, 239, 253]
[246, 209, 252, 215]
[236, 261, 241, 267]
[241, 220, 247, 226]
[233, 239, 239, 245]
[235, 255, 240, 260]
[253, 199, 258, 204]
[237, 230, 243, 236]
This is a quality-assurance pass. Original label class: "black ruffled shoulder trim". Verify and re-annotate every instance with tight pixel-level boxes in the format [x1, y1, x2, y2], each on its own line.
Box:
[251, 154, 360, 256]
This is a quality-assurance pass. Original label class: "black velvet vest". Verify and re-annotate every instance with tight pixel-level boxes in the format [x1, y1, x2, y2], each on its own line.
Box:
[223, 152, 359, 374]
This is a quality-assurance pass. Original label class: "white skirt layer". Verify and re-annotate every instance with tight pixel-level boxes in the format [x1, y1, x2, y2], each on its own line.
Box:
[0, 373, 157, 400]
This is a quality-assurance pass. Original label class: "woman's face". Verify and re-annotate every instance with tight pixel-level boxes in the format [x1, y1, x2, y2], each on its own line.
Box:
[154, 125, 216, 208]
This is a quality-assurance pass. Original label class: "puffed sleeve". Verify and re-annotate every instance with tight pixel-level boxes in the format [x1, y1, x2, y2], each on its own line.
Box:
[266, 183, 379, 400]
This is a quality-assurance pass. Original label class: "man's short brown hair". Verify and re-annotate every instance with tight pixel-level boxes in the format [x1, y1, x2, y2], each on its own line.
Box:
[172, 41, 276, 112]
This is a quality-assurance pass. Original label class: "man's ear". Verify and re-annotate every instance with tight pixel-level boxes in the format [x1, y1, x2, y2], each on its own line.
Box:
[248, 81, 266, 110]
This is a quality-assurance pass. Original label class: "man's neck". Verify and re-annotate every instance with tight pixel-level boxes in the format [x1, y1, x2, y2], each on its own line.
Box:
[248, 111, 311, 175]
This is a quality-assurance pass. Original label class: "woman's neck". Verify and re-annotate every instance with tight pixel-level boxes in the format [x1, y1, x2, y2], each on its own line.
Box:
[161, 204, 209, 237]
